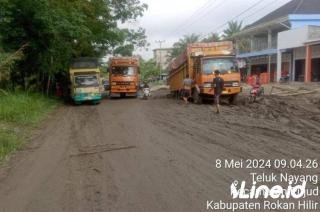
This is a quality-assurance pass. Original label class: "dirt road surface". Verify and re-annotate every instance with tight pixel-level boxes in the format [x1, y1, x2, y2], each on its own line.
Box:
[0, 89, 320, 212]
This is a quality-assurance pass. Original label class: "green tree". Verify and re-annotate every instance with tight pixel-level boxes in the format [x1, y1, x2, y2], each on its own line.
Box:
[113, 28, 149, 56]
[0, 0, 148, 91]
[202, 33, 220, 43]
[222, 20, 243, 41]
[170, 33, 200, 59]
[140, 59, 160, 81]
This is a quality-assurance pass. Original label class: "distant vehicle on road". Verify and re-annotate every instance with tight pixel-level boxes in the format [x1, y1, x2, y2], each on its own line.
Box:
[168, 41, 241, 104]
[69, 57, 102, 104]
[108, 57, 140, 98]
[102, 79, 110, 91]
[249, 85, 264, 103]
[139, 83, 151, 100]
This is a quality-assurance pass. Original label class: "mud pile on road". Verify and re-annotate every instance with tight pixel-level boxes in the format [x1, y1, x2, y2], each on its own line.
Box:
[151, 87, 320, 145]
[153, 86, 320, 123]
[238, 94, 320, 122]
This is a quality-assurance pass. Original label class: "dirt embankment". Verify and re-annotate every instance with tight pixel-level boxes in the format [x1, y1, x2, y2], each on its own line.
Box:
[0, 87, 319, 212]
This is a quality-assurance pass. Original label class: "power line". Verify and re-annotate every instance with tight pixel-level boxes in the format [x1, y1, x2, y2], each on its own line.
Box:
[181, 0, 229, 36]
[167, 0, 220, 37]
[200, 0, 266, 40]
[168, 0, 214, 35]
[240, 0, 279, 23]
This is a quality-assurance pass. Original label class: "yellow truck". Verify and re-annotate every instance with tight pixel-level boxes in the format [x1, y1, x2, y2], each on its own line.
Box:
[69, 58, 102, 104]
[168, 41, 241, 103]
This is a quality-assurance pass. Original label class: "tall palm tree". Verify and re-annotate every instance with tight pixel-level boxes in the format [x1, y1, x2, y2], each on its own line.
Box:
[222, 21, 243, 41]
[170, 33, 200, 58]
[201, 33, 220, 43]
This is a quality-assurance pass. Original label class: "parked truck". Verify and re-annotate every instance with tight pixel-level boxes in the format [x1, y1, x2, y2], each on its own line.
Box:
[168, 41, 241, 103]
[108, 57, 140, 97]
[69, 57, 102, 104]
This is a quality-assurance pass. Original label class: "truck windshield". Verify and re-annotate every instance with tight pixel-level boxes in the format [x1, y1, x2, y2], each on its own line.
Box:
[74, 75, 99, 87]
[111, 67, 135, 76]
[202, 58, 238, 75]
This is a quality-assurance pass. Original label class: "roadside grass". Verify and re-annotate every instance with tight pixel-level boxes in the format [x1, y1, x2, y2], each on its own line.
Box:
[0, 91, 59, 162]
[0, 129, 22, 161]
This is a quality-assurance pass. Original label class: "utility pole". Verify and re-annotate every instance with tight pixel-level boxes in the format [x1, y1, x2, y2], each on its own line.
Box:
[155, 40, 165, 80]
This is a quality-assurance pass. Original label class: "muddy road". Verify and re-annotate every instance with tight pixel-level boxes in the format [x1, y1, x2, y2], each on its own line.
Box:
[0, 89, 320, 212]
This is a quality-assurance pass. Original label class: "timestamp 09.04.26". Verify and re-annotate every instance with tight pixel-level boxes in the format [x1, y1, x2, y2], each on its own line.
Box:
[215, 159, 319, 169]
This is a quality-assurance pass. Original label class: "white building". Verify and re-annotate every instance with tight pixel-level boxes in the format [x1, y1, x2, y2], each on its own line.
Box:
[234, 0, 320, 82]
[153, 48, 173, 72]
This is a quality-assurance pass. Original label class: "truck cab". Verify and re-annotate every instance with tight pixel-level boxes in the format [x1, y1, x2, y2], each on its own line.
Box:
[193, 56, 241, 102]
[69, 58, 102, 104]
[108, 57, 140, 98]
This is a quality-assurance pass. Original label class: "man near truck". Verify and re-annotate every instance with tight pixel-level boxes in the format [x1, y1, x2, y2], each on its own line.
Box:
[182, 76, 193, 104]
[213, 70, 224, 114]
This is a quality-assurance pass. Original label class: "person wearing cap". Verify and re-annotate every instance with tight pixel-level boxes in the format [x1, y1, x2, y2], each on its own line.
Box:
[212, 70, 224, 113]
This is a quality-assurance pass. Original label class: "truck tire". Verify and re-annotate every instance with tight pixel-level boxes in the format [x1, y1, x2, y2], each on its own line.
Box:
[229, 94, 239, 105]
[177, 90, 182, 100]
[192, 89, 202, 104]
[74, 101, 81, 105]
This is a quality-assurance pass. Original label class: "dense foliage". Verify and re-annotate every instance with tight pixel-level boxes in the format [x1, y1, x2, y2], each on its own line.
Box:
[169, 33, 200, 59]
[202, 33, 220, 43]
[140, 59, 160, 82]
[0, 0, 148, 90]
[222, 20, 243, 41]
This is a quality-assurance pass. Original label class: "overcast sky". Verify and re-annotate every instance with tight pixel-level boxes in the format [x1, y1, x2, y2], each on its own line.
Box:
[128, 0, 291, 59]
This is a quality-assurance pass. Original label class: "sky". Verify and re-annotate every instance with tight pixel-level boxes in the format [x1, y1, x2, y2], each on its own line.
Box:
[127, 0, 292, 59]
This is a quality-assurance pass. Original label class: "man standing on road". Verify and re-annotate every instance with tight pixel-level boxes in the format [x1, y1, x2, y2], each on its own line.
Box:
[182, 76, 193, 104]
[212, 70, 224, 113]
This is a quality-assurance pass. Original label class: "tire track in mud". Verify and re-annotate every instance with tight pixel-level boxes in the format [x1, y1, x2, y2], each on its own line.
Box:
[146, 92, 320, 194]
[148, 94, 320, 159]
[66, 105, 119, 212]
[0, 90, 319, 212]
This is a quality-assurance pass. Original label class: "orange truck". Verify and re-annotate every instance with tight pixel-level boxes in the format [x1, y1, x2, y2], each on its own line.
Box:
[168, 41, 241, 103]
[108, 57, 140, 97]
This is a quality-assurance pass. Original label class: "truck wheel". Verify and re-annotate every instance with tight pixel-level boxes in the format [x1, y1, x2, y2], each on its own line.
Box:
[74, 101, 81, 105]
[229, 94, 239, 105]
[192, 89, 202, 104]
[172, 91, 179, 99]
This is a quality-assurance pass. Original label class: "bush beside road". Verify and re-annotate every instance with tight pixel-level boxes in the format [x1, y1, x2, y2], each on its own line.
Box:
[0, 91, 58, 162]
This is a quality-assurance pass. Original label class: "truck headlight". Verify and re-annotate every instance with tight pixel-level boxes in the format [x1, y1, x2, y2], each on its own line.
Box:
[232, 82, 239, 87]
[203, 83, 212, 88]
[111, 82, 117, 86]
